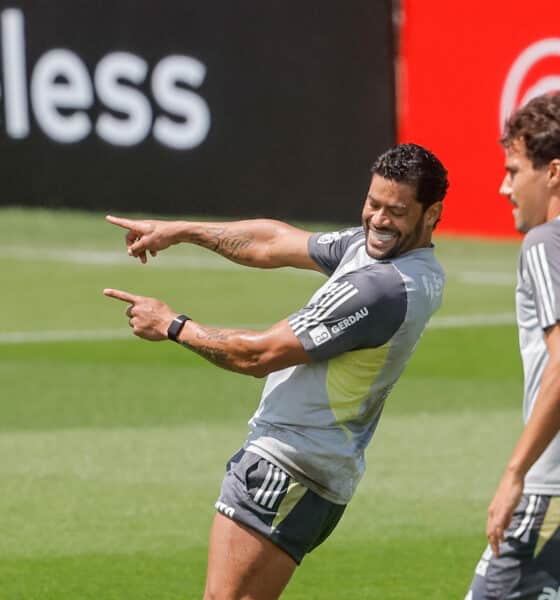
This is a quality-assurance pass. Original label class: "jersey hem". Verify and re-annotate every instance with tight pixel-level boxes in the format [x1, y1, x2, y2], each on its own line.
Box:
[245, 442, 348, 505]
[523, 483, 560, 495]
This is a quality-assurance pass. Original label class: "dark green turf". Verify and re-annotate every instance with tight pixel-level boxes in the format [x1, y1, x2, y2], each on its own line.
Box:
[0, 208, 525, 598]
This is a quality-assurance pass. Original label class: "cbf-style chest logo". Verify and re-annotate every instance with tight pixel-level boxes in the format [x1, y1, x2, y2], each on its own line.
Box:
[316, 229, 356, 245]
[500, 38, 560, 130]
[308, 323, 332, 346]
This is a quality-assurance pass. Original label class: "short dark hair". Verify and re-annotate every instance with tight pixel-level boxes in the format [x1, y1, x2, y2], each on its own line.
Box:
[371, 143, 449, 209]
[501, 92, 560, 168]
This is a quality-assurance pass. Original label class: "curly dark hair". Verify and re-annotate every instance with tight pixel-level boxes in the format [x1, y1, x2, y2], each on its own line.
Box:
[501, 92, 560, 168]
[371, 143, 449, 210]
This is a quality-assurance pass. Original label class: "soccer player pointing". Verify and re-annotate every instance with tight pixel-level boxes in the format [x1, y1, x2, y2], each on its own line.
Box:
[467, 94, 560, 599]
[104, 143, 448, 600]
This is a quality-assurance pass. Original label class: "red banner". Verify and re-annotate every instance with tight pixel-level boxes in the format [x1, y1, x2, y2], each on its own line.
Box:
[399, 0, 560, 236]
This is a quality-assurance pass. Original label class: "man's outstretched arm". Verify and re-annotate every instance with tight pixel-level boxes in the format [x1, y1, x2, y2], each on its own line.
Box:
[486, 323, 560, 556]
[105, 215, 322, 271]
[103, 288, 312, 377]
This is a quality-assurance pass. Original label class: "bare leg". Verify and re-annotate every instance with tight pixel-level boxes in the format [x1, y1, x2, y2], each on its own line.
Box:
[203, 513, 297, 600]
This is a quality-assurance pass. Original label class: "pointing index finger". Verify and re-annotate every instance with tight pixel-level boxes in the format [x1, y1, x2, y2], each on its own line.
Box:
[105, 215, 146, 232]
[103, 288, 139, 304]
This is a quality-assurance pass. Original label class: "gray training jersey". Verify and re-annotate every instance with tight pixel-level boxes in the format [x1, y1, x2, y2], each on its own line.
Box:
[245, 227, 445, 504]
[517, 218, 560, 495]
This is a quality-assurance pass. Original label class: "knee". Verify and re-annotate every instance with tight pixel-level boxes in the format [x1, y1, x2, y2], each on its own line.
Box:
[203, 580, 231, 600]
[202, 586, 218, 600]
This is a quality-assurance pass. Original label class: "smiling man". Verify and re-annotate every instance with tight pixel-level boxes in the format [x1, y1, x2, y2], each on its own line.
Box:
[103, 143, 448, 599]
[467, 93, 560, 599]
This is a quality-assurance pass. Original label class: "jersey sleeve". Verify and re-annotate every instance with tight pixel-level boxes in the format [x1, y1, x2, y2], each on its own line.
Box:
[288, 263, 407, 362]
[522, 224, 560, 330]
[308, 227, 363, 275]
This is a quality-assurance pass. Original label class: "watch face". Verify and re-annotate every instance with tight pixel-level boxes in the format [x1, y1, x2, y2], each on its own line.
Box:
[168, 318, 181, 340]
[168, 315, 189, 341]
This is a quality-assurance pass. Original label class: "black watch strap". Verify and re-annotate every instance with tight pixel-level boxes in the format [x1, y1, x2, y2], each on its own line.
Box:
[167, 314, 191, 342]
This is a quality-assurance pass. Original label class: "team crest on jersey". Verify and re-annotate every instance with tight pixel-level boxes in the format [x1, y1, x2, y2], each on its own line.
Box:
[316, 229, 356, 245]
[309, 323, 332, 346]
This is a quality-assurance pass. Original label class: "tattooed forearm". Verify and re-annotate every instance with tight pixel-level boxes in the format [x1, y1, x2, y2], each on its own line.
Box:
[189, 226, 254, 261]
[194, 326, 251, 342]
[181, 341, 231, 368]
[180, 325, 258, 374]
[195, 326, 231, 342]
[215, 234, 254, 259]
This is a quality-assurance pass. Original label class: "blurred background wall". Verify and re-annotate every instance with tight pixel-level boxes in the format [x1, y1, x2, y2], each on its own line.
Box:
[0, 1, 394, 223]
[398, 0, 560, 236]
[2, 1, 559, 235]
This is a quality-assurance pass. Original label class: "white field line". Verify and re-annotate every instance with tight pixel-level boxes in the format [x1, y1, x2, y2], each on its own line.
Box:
[0, 313, 517, 344]
[0, 329, 132, 343]
[1, 245, 320, 276]
[3, 245, 515, 284]
[2, 245, 244, 270]
[455, 272, 516, 286]
[430, 312, 516, 328]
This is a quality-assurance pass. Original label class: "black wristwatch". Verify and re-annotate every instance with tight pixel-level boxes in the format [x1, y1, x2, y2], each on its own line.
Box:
[167, 314, 191, 342]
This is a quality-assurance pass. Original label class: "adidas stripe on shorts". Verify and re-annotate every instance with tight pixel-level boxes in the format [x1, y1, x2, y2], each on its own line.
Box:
[466, 494, 560, 599]
[214, 448, 346, 564]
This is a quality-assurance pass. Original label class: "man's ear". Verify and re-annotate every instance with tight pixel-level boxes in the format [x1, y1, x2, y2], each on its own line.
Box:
[425, 201, 443, 227]
[547, 159, 560, 188]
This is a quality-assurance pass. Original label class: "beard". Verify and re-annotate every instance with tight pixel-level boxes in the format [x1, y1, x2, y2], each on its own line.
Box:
[364, 215, 426, 260]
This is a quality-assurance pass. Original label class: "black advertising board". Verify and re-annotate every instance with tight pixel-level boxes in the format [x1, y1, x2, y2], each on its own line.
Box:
[1, 1, 395, 222]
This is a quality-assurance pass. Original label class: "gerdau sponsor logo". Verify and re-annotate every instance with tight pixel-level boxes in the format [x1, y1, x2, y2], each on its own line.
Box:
[0, 8, 210, 149]
[331, 307, 369, 334]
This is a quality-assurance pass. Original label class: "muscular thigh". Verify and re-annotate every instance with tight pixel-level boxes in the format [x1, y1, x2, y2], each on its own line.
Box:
[204, 513, 297, 600]
[204, 449, 347, 600]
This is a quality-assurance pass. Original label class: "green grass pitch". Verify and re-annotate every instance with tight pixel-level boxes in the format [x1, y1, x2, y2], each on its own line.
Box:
[0, 207, 523, 599]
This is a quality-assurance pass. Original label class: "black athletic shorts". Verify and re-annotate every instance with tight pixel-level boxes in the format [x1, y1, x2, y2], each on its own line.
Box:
[214, 448, 346, 564]
[466, 494, 560, 599]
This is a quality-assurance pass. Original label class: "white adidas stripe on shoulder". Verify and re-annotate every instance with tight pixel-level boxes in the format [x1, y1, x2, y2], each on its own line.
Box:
[289, 282, 354, 329]
[290, 286, 359, 335]
[289, 282, 356, 328]
[526, 243, 556, 326]
[536, 243, 556, 321]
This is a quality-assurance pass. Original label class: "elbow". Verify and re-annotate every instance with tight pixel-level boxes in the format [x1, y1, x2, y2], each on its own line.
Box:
[232, 330, 304, 378]
[246, 365, 270, 379]
[235, 343, 278, 378]
[240, 355, 276, 378]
